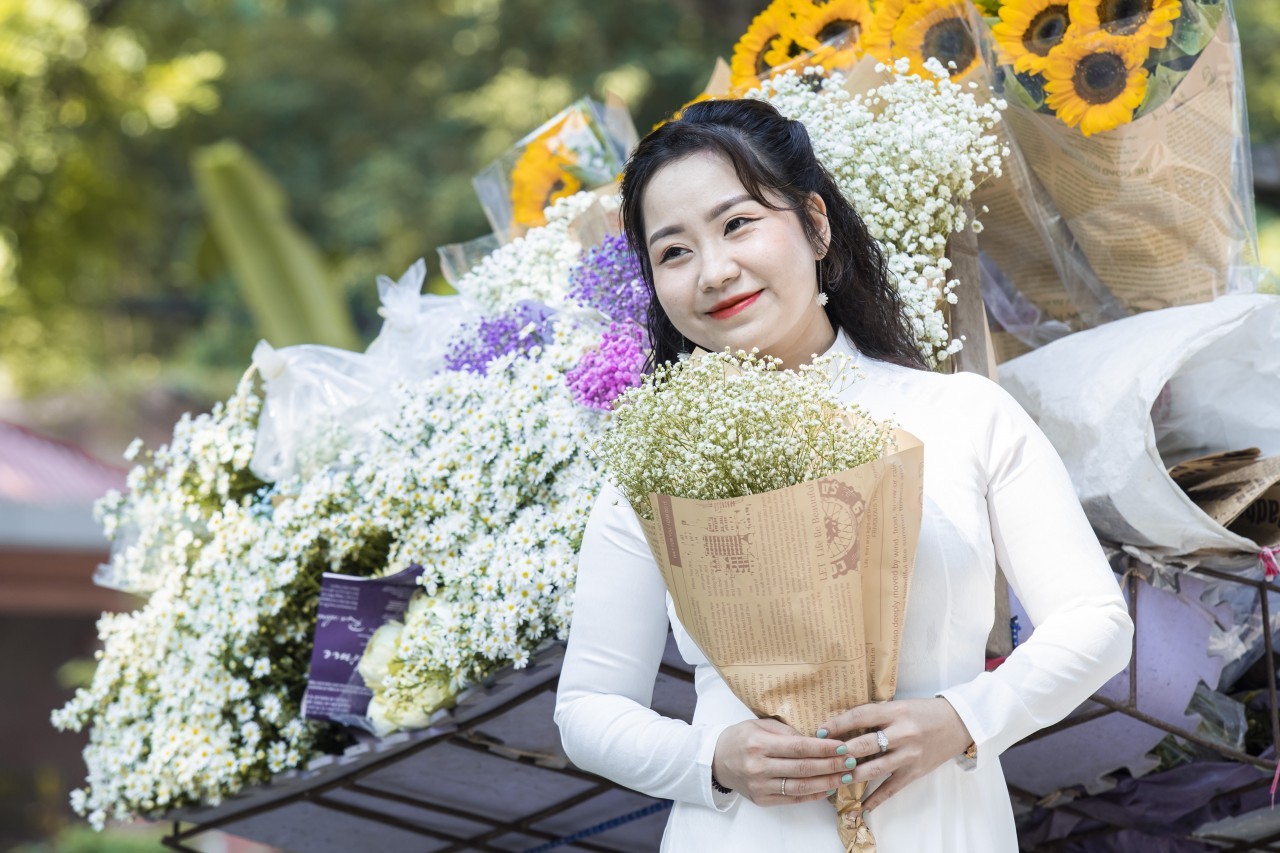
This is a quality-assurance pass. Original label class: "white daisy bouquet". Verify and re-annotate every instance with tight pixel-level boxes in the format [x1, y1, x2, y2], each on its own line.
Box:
[594, 349, 924, 852]
[52, 190, 648, 826]
[748, 61, 1007, 367]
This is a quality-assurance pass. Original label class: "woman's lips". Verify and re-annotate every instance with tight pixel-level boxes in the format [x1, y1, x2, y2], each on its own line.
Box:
[706, 290, 762, 320]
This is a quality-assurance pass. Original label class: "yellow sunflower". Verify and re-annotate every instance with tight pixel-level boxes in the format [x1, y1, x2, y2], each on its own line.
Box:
[862, 0, 908, 62]
[791, 0, 874, 67]
[891, 0, 982, 79]
[1071, 0, 1181, 52]
[1043, 29, 1148, 136]
[510, 142, 583, 230]
[731, 2, 802, 90]
[992, 0, 1073, 74]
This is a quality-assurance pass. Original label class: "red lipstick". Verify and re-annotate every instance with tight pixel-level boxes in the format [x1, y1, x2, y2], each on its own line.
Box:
[707, 291, 762, 319]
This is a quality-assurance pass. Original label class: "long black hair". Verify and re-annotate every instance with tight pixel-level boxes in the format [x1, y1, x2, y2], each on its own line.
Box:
[619, 98, 926, 371]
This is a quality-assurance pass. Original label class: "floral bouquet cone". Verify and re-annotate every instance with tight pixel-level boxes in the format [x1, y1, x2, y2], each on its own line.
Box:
[595, 351, 924, 852]
[978, 0, 1257, 319]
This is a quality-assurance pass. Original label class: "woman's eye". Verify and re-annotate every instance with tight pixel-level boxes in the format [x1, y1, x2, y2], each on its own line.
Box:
[659, 246, 687, 263]
[725, 216, 753, 233]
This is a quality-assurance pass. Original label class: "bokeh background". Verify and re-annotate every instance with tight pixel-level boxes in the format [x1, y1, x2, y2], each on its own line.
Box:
[2, 0, 1279, 849]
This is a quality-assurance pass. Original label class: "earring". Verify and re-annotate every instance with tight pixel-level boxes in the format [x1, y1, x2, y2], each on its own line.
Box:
[815, 259, 829, 307]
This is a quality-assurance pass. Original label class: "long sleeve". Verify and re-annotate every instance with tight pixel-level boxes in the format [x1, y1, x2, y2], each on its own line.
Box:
[554, 482, 737, 809]
[938, 375, 1134, 770]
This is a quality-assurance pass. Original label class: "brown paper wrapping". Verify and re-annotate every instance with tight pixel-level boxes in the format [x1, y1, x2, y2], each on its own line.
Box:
[639, 430, 924, 852]
[1009, 17, 1240, 312]
[1174, 452, 1280, 549]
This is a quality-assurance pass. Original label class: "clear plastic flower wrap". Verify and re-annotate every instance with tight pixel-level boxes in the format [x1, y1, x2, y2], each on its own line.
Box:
[970, 0, 1261, 359]
[363, 258, 483, 384]
[472, 95, 637, 243]
[249, 340, 387, 483]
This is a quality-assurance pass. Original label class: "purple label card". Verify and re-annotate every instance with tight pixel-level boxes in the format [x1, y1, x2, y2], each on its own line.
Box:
[302, 564, 424, 726]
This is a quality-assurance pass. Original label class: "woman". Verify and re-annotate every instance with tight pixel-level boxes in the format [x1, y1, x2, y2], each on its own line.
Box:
[553, 99, 1132, 851]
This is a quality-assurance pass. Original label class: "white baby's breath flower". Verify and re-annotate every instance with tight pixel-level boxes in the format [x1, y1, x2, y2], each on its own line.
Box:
[748, 64, 1005, 367]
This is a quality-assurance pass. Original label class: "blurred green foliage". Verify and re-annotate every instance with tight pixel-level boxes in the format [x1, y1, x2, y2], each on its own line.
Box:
[0, 0, 749, 398]
[0, 0, 1277, 401]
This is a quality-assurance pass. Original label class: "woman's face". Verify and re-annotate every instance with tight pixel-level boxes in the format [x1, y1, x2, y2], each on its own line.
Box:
[641, 151, 835, 370]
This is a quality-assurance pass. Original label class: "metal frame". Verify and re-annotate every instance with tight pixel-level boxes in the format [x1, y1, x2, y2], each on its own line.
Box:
[1010, 563, 1280, 852]
[164, 562, 1280, 852]
[162, 660, 696, 853]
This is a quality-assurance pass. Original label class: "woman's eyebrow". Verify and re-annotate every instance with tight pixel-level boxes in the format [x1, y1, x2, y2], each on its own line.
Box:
[647, 194, 755, 247]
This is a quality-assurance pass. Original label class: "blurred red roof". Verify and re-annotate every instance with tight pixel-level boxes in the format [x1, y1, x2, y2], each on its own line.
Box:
[0, 421, 127, 506]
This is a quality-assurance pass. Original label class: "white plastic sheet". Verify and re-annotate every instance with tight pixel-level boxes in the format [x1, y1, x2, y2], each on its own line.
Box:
[249, 340, 386, 483]
[363, 258, 481, 383]
[998, 294, 1280, 556]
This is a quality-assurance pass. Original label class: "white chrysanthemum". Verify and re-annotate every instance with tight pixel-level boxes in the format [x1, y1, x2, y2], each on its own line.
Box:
[453, 191, 601, 313]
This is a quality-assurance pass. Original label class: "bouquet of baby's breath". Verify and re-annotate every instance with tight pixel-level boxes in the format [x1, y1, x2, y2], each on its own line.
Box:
[594, 347, 923, 853]
[595, 349, 895, 520]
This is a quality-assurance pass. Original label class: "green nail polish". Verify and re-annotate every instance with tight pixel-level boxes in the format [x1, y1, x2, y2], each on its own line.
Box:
[816, 728, 829, 738]
[845, 756, 857, 769]
[826, 790, 836, 796]
[841, 773, 853, 785]
[835, 744, 848, 755]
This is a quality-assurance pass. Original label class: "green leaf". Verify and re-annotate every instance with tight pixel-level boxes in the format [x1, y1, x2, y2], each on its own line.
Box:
[1171, 0, 1221, 56]
[193, 141, 359, 350]
[1001, 70, 1047, 112]
[1137, 63, 1190, 116]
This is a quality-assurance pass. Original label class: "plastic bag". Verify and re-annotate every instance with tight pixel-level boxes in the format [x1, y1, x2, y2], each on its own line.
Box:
[363, 258, 482, 384]
[249, 340, 386, 483]
[999, 294, 1280, 556]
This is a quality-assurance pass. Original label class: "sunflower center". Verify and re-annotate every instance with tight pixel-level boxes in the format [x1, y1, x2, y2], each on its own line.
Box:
[817, 19, 862, 43]
[759, 33, 785, 74]
[1072, 51, 1128, 104]
[922, 18, 976, 73]
[1023, 5, 1069, 56]
[1097, 0, 1153, 35]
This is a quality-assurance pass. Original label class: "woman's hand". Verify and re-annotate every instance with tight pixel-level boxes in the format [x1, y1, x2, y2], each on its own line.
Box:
[818, 698, 973, 812]
[711, 718, 853, 806]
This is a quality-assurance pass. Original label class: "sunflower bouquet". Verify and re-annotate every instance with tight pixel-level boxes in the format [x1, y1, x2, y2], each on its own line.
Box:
[970, 0, 1258, 342]
[472, 96, 637, 240]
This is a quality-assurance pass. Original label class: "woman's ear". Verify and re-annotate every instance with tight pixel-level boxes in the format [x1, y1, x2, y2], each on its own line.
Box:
[807, 192, 830, 258]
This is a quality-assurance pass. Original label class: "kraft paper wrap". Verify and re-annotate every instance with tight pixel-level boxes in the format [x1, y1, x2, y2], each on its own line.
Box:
[639, 429, 924, 852]
[978, 14, 1247, 364]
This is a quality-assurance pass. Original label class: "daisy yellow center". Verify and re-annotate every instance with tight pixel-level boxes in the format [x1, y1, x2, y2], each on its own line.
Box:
[1072, 51, 1128, 104]
[818, 19, 862, 42]
[1097, 0, 1153, 35]
[1024, 5, 1069, 56]
[922, 18, 976, 72]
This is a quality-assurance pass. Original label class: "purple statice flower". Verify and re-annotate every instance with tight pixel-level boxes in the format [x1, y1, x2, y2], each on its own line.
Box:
[566, 322, 648, 411]
[567, 234, 649, 325]
[444, 301, 554, 375]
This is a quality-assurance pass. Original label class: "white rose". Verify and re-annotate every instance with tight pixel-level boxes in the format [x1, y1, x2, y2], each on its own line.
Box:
[357, 620, 404, 692]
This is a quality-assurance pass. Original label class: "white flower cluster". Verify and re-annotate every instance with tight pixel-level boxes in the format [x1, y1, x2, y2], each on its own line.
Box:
[52, 380, 345, 828]
[594, 350, 895, 521]
[750, 61, 1007, 367]
[56, 196, 617, 823]
[93, 380, 263, 594]
[350, 319, 605, 720]
[453, 191, 601, 313]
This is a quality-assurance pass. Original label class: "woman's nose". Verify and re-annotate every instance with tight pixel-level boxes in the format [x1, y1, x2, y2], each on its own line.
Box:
[699, 244, 740, 291]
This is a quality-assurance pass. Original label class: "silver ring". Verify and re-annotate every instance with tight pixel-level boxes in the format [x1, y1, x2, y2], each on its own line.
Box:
[876, 730, 890, 754]
[780, 777, 788, 797]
